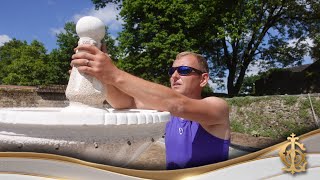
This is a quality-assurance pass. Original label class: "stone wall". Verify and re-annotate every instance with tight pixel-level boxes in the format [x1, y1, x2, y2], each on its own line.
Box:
[0, 85, 68, 108]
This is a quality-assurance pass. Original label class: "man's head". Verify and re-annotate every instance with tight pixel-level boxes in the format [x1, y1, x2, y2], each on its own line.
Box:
[169, 52, 209, 98]
[175, 52, 209, 73]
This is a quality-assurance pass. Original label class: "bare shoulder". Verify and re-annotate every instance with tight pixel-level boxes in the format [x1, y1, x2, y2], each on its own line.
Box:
[202, 96, 229, 110]
[200, 96, 229, 126]
[201, 97, 230, 139]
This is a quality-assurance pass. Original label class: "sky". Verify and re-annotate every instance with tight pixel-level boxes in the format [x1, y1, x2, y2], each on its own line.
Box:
[0, 0, 123, 51]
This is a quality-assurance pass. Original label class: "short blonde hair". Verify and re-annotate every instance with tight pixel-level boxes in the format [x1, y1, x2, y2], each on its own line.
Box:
[176, 51, 209, 73]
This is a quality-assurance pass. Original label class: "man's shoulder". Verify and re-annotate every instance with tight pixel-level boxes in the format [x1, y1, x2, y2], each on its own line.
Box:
[200, 96, 230, 128]
[202, 96, 228, 109]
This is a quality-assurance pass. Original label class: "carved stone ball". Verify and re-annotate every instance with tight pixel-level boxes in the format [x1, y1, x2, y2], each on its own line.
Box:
[76, 16, 105, 41]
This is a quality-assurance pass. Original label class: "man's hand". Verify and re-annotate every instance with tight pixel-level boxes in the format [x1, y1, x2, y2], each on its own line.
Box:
[70, 44, 118, 85]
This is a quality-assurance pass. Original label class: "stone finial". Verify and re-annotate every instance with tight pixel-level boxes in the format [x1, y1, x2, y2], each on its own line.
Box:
[76, 16, 106, 48]
[65, 16, 107, 110]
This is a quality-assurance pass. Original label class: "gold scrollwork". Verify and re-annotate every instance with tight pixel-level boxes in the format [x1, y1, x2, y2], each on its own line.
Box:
[279, 133, 307, 174]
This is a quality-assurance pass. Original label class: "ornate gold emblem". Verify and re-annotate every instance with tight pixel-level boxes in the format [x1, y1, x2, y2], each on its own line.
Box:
[279, 133, 307, 174]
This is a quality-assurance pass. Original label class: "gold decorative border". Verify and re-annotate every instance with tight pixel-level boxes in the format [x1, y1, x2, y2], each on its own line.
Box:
[0, 172, 63, 180]
[0, 129, 319, 180]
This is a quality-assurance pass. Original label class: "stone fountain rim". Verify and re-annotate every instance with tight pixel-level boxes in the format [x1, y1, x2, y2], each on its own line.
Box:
[0, 107, 170, 126]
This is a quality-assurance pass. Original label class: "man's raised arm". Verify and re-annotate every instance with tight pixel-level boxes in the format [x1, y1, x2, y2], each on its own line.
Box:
[104, 84, 136, 109]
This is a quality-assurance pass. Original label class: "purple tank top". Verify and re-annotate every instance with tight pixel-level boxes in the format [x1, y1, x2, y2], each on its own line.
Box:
[165, 116, 230, 170]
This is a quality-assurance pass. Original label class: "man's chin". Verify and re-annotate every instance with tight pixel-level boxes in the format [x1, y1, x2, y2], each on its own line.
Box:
[172, 87, 183, 93]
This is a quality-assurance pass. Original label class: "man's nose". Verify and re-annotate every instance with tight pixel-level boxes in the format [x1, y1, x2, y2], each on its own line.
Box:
[171, 70, 180, 80]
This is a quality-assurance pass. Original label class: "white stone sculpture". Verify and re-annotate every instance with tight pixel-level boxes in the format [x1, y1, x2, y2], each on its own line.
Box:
[65, 16, 106, 111]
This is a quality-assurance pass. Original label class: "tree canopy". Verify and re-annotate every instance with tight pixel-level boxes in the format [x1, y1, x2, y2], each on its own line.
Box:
[0, 39, 50, 85]
[92, 0, 320, 96]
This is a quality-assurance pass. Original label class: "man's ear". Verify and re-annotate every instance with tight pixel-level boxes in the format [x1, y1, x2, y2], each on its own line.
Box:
[200, 73, 209, 87]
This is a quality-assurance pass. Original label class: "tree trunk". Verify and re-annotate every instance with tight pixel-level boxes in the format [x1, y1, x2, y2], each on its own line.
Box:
[227, 66, 236, 97]
[227, 60, 250, 97]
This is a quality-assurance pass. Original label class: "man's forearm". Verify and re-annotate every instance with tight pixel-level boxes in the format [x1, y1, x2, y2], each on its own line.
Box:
[104, 84, 135, 109]
[108, 70, 183, 112]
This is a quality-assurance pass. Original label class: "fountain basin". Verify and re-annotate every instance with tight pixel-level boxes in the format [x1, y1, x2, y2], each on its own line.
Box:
[0, 107, 169, 168]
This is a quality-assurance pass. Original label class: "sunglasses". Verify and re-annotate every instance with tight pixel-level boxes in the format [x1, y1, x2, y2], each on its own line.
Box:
[168, 66, 205, 76]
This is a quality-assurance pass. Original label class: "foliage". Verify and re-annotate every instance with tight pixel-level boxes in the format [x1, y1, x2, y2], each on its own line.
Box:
[92, 0, 320, 96]
[46, 49, 70, 85]
[311, 35, 320, 62]
[239, 74, 261, 94]
[50, 22, 81, 85]
[201, 85, 214, 98]
[0, 39, 27, 82]
[0, 40, 51, 85]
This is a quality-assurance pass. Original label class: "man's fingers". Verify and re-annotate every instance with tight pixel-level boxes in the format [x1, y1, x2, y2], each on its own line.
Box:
[74, 44, 100, 54]
[72, 51, 95, 61]
[71, 59, 92, 67]
[77, 66, 95, 76]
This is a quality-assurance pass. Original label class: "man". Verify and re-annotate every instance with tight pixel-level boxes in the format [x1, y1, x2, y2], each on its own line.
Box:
[71, 44, 230, 169]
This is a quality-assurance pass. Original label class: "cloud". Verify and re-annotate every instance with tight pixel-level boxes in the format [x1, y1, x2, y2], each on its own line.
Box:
[50, 27, 66, 36]
[72, 4, 123, 35]
[50, 4, 123, 39]
[0, 34, 11, 46]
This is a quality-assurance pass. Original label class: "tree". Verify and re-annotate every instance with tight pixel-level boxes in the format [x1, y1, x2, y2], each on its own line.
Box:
[239, 74, 261, 95]
[0, 40, 50, 85]
[0, 39, 27, 83]
[48, 22, 79, 85]
[311, 35, 320, 62]
[92, 0, 320, 96]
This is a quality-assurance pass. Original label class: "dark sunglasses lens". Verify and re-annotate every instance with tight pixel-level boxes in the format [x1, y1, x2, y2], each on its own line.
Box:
[178, 66, 193, 75]
[168, 67, 176, 75]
